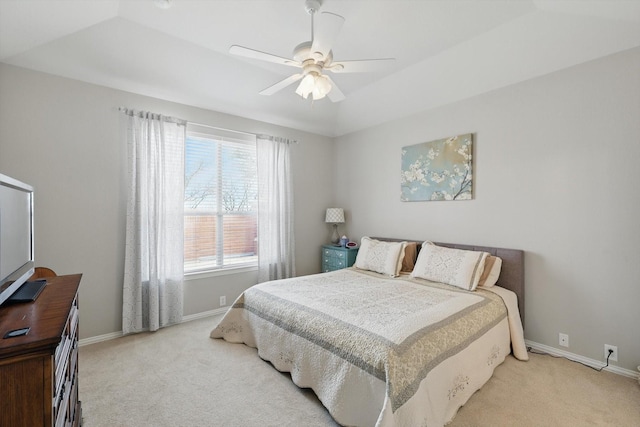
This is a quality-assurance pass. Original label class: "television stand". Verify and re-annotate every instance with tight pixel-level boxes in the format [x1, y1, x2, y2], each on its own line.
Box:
[0, 274, 82, 426]
[7, 279, 47, 303]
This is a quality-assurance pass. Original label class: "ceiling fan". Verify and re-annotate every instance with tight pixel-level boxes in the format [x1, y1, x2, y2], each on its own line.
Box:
[229, 0, 394, 102]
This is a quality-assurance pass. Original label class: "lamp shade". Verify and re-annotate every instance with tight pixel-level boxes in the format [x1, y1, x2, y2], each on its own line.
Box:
[325, 208, 345, 224]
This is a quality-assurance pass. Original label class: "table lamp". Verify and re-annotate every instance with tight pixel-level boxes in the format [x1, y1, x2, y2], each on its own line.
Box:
[325, 208, 345, 245]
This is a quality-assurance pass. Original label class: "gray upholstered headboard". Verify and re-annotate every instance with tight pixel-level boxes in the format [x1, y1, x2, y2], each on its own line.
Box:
[372, 238, 525, 329]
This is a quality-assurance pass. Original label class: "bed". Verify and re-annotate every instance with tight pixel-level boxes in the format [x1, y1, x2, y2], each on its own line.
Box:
[211, 238, 528, 427]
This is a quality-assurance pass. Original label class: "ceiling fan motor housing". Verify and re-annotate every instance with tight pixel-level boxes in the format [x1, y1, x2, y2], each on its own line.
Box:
[293, 41, 333, 65]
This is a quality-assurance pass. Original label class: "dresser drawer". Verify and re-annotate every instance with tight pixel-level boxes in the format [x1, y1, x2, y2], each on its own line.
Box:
[0, 274, 82, 427]
[321, 245, 358, 272]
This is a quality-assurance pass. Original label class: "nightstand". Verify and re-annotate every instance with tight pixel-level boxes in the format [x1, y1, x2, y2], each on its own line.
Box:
[322, 244, 359, 272]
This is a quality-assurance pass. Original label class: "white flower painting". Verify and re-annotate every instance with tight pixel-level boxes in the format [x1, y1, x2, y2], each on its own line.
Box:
[401, 134, 473, 201]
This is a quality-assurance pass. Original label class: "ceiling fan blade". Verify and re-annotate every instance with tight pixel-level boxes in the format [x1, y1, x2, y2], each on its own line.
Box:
[327, 58, 395, 73]
[259, 74, 304, 96]
[229, 45, 301, 68]
[325, 75, 345, 103]
[311, 12, 345, 62]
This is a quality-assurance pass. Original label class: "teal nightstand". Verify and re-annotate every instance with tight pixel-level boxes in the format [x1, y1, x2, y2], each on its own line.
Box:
[322, 244, 359, 272]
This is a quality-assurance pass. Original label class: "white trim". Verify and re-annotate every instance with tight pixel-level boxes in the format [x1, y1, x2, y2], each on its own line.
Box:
[181, 308, 227, 322]
[187, 121, 298, 144]
[78, 309, 226, 347]
[185, 265, 258, 281]
[79, 331, 123, 347]
[525, 340, 639, 379]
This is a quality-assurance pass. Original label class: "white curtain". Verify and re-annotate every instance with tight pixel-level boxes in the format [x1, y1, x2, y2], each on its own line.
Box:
[122, 109, 186, 334]
[257, 136, 296, 282]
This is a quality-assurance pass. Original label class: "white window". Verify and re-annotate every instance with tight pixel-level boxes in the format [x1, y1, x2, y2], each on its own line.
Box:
[184, 124, 258, 273]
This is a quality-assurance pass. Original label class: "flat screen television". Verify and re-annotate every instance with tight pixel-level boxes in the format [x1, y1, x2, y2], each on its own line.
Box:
[0, 173, 35, 307]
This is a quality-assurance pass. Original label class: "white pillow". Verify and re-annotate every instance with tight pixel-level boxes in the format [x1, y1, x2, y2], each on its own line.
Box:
[410, 242, 489, 290]
[354, 237, 406, 277]
[477, 256, 502, 288]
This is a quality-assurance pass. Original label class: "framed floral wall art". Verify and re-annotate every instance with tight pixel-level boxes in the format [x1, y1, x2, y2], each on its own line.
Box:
[401, 133, 473, 201]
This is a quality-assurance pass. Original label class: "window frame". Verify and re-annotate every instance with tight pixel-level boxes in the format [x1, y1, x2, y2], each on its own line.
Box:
[184, 124, 258, 275]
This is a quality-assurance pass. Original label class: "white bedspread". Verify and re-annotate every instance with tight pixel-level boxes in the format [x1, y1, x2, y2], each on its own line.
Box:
[211, 268, 527, 426]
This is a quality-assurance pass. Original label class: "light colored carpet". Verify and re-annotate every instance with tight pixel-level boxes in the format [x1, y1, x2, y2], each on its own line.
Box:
[79, 316, 640, 427]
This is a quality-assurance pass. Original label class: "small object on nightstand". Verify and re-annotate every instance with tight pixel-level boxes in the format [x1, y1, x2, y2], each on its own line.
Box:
[322, 244, 359, 272]
[340, 235, 349, 247]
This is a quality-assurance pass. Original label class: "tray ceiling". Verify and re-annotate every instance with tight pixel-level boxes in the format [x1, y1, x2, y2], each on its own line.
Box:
[1, 0, 638, 137]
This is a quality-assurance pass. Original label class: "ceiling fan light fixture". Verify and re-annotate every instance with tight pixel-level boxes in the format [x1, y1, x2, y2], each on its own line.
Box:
[295, 73, 332, 100]
[295, 74, 316, 99]
[229, 0, 392, 102]
[312, 75, 332, 100]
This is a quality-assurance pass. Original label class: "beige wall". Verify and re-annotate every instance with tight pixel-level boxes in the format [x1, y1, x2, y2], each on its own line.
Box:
[0, 63, 334, 339]
[334, 47, 640, 371]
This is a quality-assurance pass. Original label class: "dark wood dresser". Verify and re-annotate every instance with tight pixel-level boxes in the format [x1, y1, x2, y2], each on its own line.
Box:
[0, 274, 82, 426]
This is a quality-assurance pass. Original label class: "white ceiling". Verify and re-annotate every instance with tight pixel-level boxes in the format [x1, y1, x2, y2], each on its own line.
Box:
[1, 0, 639, 137]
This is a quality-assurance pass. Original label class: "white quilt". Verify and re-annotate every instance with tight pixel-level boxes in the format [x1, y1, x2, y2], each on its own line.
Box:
[211, 268, 527, 427]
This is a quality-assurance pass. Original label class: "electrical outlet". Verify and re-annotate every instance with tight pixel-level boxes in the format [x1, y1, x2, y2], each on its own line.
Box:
[559, 333, 569, 347]
[219, 296, 226, 307]
[604, 344, 618, 362]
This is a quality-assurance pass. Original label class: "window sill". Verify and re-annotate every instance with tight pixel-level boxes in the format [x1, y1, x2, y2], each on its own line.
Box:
[184, 265, 258, 281]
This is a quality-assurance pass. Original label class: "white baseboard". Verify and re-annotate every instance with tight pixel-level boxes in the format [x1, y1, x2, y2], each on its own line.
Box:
[525, 340, 639, 379]
[78, 308, 227, 347]
[79, 331, 123, 347]
[181, 307, 227, 322]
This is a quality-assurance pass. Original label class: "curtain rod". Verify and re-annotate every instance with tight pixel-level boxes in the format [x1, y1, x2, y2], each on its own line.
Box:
[189, 121, 299, 144]
[119, 108, 298, 144]
[118, 107, 186, 125]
